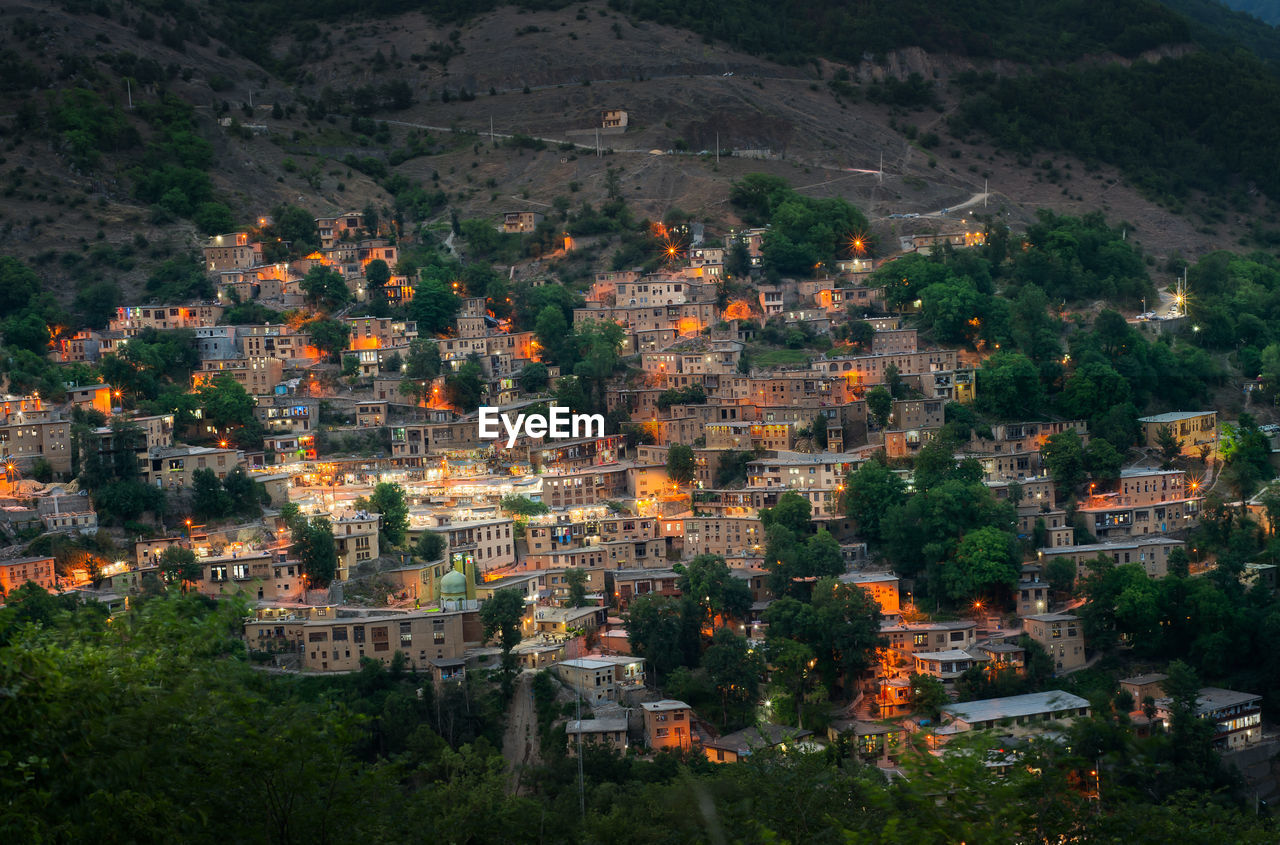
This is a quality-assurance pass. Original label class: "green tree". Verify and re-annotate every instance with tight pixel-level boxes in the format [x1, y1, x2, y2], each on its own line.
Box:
[445, 359, 485, 413]
[407, 276, 460, 334]
[1162, 659, 1221, 788]
[1042, 429, 1086, 491]
[714, 450, 754, 487]
[499, 495, 550, 517]
[193, 202, 235, 236]
[305, 317, 352, 363]
[196, 373, 257, 435]
[666, 444, 696, 486]
[0, 255, 40, 314]
[676, 553, 752, 632]
[553, 376, 589, 414]
[414, 530, 446, 561]
[909, 672, 949, 720]
[1155, 425, 1181, 468]
[221, 466, 263, 515]
[534, 305, 572, 367]
[273, 203, 320, 253]
[480, 588, 527, 694]
[1046, 556, 1077, 596]
[1058, 361, 1130, 422]
[364, 258, 391, 299]
[725, 239, 751, 277]
[702, 628, 763, 729]
[294, 516, 338, 588]
[1083, 437, 1124, 482]
[571, 320, 627, 412]
[518, 362, 549, 393]
[976, 351, 1044, 419]
[158, 545, 200, 591]
[942, 526, 1018, 604]
[300, 265, 351, 311]
[3, 312, 52, 353]
[760, 491, 812, 535]
[1220, 415, 1273, 498]
[764, 637, 819, 726]
[358, 482, 410, 548]
[866, 385, 892, 427]
[843, 458, 907, 542]
[626, 593, 697, 684]
[404, 339, 442, 381]
[564, 568, 588, 607]
[192, 467, 231, 520]
[460, 218, 505, 260]
[803, 529, 846, 580]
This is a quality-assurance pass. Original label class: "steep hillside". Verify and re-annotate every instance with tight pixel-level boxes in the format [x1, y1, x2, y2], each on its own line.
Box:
[0, 0, 1274, 318]
[1217, 0, 1280, 25]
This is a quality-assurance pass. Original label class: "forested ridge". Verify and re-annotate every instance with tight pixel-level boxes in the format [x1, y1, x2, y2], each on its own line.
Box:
[2, 589, 1277, 844]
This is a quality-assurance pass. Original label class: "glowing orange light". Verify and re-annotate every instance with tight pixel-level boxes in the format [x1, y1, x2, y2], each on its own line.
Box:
[848, 232, 869, 257]
[723, 300, 753, 321]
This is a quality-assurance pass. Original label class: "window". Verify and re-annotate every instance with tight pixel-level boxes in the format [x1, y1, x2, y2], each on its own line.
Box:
[400, 621, 412, 645]
[950, 631, 966, 643]
[656, 727, 669, 738]
[232, 564, 250, 580]
[308, 632, 327, 642]
[333, 628, 348, 642]
[209, 565, 227, 582]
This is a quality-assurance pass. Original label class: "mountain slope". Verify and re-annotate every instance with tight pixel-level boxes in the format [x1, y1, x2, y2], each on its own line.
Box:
[1218, 0, 1280, 25]
[0, 0, 1273, 319]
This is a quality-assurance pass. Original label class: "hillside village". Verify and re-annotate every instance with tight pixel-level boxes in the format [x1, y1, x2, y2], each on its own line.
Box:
[4, 184, 1276, 799]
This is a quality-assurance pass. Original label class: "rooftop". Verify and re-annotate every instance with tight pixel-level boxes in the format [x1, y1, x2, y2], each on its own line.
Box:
[480, 572, 539, 590]
[557, 658, 618, 671]
[1022, 613, 1079, 623]
[839, 571, 899, 585]
[567, 718, 628, 734]
[641, 699, 690, 713]
[881, 620, 976, 633]
[534, 606, 601, 623]
[1039, 537, 1183, 555]
[942, 691, 1090, 725]
[1137, 411, 1215, 423]
[914, 649, 980, 662]
[1119, 672, 1169, 686]
[705, 723, 814, 752]
[611, 568, 680, 580]
[1156, 687, 1262, 717]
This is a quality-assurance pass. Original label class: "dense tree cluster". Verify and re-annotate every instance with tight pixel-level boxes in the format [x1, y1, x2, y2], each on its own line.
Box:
[730, 173, 874, 276]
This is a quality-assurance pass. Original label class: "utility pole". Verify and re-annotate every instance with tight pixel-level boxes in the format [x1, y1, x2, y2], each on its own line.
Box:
[596, 128, 601, 158]
[984, 178, 988, 208]
[878, 151, 884, 185]
[575, 687, 585, 818]
[490, 116, 495, 147]
[716, 131, 720, 165]
[126, 78, 133, 110]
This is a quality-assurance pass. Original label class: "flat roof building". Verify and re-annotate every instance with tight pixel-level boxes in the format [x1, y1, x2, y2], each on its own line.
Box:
[940, 691, 1091, 736]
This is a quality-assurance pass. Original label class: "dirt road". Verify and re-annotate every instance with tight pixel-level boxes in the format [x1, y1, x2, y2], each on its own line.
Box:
[502, 672, 541, 794]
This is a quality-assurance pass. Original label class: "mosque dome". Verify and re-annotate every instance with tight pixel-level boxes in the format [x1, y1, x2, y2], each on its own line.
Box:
[440, 568, 467, 598]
